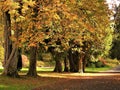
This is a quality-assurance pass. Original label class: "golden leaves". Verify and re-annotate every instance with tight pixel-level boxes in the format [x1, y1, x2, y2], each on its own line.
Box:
[1, 0, 20, 12]
[0, 0, 111, 50]
[22, 0, 35, 7]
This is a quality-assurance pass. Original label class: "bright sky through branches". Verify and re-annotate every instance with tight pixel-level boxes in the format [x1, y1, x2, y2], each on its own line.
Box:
[106, 0, 120, 9]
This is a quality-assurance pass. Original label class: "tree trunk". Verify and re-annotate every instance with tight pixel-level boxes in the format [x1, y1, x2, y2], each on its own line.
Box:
[79, 54, 85, 73]
[53, 53, 62, 72]
[73, 51, 80, 72]
[64, 57, 69, 72]
[68, 48, 75, 72]
[82, 55, 87, 73]
[68, 49, 80, 72]
[2, 11, 19, 77]
[3, 11, 12, 67]
[17, 49, 22, 71]
[27, 47, 37, 77]
[2, 46, 19, 77]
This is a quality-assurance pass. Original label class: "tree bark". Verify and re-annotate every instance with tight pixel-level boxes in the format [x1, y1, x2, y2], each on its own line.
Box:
[2, 46, 19, 77]
[53, 53, 62, 72]
[82, 55, 87, 73]
[79, 56, 83, 73]
[3, 11, 12, 67]
[68, 48, 75, 72]
[68, 49, 80, 72]
[17, 49, 22, 71]
[2, 11, 19, 77]
[27, 47, 37, 77]
[64, 57, 69, 72]
[79, 54, 85, 73]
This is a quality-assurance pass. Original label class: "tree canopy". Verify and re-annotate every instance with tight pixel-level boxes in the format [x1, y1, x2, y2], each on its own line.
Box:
[0, 0, 113, 77]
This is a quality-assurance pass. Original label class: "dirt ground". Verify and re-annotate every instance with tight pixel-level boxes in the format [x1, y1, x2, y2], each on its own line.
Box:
[33, 73, 120, 90]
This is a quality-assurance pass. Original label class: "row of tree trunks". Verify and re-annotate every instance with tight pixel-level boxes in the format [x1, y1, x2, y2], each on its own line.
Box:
[53, 48, 87, 73]
[2, 2, 86, 77]
[2, 0, 43, 78]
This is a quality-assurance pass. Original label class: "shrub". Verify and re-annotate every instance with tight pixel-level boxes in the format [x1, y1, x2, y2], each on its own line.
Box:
[90, 63, 96, 68]
[95, 61, 104, 68]
[105, 59, 119, 67]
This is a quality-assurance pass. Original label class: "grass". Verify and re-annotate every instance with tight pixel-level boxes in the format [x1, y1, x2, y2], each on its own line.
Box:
[0, 75, 62, 90]
[20, 66, 112, 73]
[85, 66, 112, 73]
[0, 76, 33, 90]
[0, 67, 54, 90]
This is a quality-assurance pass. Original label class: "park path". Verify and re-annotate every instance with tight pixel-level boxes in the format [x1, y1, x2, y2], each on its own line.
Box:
[34, 65, 120, 90]
[34, 75, 120, 90]
[105, 65, 120, 72]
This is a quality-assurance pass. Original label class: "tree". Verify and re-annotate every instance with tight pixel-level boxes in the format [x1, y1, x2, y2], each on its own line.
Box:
[110, 4, 120, 60]
[65, 0, 111, 72]
[27, 46, 37, 76]
[0, 0, 112, 76]
[0, 0, 23, 77]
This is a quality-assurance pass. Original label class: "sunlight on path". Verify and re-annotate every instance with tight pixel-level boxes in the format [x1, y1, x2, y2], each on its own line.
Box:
[38, 72, 120, 79]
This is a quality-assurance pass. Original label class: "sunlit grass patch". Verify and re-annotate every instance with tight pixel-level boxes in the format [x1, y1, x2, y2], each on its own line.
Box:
[0, 84, 8, 88]
[85, 66, 112, 73]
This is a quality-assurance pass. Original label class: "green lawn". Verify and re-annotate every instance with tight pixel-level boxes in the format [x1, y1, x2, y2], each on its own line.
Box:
[20, 66, 112, 73]
[0, 66, 112, 74]
[85, 66, 112, 73]
[0, 75, 61, 90]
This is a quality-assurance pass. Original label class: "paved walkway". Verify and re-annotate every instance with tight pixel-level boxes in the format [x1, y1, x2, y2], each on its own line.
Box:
[105, 65, 120, 73]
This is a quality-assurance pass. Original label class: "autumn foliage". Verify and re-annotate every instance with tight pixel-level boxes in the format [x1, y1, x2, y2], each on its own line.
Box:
[0, 0, 112, 77]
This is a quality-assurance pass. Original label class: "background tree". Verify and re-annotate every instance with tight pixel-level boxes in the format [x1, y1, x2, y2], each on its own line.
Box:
[110, 4, 120, 60]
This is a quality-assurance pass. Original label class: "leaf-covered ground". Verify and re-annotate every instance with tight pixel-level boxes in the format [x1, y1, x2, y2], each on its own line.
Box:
[34, 73, 120, 90]
[34, 65, 120, 90]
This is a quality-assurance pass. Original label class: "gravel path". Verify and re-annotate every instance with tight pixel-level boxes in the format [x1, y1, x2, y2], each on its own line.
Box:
[106, 65, 120, 72]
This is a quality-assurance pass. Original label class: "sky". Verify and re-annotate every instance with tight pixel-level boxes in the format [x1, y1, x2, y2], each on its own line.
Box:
[106, 0, 120, 20]
[106, 0, 120, 9]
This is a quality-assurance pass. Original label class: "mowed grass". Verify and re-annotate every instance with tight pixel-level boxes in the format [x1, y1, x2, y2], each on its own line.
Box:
[85, 66, 112, 73]
[0, 68, 50, 90]
[0, 66, 113, 90]
[0, 67, 58, 90]
[0, 75, 63, 90]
